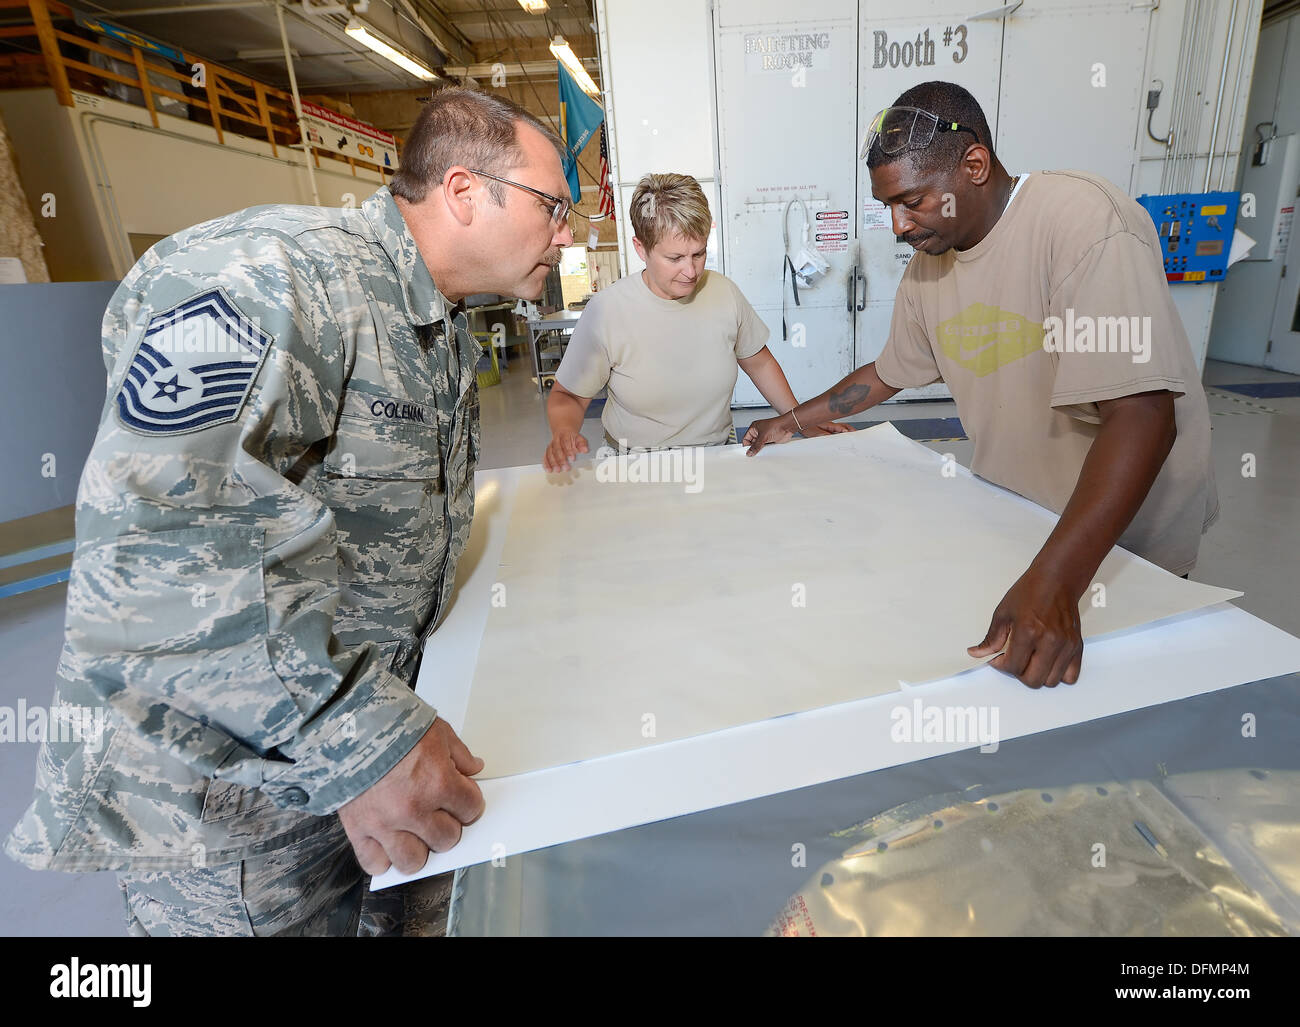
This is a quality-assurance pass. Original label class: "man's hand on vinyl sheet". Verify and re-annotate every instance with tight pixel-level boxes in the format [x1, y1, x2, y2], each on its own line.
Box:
[968, 563, 1085, 689]
[339, 717, 486, 875]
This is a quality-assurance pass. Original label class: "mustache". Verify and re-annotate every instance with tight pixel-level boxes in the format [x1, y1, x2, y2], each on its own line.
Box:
[541, 248, 562, 267]
[897, 232, 932, 245]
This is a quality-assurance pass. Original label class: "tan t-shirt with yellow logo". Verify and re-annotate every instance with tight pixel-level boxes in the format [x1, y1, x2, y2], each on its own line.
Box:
[875, 170, 1218, 575]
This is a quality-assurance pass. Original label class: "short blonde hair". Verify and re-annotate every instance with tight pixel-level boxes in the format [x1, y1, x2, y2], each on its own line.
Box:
[629, 173, 712, 251]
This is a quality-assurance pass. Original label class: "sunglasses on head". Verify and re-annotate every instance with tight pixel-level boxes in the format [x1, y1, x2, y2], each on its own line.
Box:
[860, 106, 981, 160]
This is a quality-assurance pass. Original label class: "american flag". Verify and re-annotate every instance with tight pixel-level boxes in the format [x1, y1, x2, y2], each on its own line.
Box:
[597, 121, 615, 219]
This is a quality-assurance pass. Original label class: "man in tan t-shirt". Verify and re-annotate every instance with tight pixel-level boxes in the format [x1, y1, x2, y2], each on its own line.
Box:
[745, 80, 1218, 690]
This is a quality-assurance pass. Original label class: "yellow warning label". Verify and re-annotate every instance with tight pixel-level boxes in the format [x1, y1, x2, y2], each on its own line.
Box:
[1184, 271, 1207, 281]
[1199, 205, 1227, 216]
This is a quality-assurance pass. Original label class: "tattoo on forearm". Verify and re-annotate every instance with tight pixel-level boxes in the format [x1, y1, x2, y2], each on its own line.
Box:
[827, 383, 871, 417]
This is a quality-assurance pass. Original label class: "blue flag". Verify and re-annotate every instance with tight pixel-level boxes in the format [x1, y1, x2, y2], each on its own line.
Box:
[556, 61, 604, 204]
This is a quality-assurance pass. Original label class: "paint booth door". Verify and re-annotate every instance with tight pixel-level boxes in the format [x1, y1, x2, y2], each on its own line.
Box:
[994, 0, 1153, 192]
[855, 4, 1005, 398]
[714, 0, 860, 407]
[1266, 172, 1300, 374]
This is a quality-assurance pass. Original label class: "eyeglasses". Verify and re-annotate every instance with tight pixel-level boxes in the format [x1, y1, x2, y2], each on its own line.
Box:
[860, 106, 981, 160]
[468, 169, 571, 228]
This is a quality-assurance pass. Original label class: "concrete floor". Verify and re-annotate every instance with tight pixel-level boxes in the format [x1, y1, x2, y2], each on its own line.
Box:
[2, 355, 1297, 935]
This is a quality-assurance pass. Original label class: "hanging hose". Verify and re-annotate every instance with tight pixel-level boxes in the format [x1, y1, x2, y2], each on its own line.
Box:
[781, 197, 811, 341]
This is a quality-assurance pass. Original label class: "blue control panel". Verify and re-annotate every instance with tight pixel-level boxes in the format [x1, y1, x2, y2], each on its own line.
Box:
[1136, 191, 1239, 283]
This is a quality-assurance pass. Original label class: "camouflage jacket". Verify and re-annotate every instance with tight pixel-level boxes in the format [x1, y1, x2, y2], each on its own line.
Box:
[5, 187, 481, 871]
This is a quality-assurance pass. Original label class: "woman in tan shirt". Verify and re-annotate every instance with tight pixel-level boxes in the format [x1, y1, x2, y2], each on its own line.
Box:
[543, 173, 847, 471]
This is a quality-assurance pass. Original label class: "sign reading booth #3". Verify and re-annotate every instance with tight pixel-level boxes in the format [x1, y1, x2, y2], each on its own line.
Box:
[115, 289, 272, 436]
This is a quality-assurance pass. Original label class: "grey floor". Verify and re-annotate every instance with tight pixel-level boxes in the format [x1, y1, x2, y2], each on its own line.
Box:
[2, 355, 1297, 935]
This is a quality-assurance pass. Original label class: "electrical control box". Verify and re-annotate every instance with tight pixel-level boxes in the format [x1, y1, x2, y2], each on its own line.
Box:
[1136, 191, 1240, 283]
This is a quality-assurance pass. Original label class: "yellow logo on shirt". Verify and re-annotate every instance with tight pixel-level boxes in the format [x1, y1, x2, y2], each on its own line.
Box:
[934, 303, 1043, 377]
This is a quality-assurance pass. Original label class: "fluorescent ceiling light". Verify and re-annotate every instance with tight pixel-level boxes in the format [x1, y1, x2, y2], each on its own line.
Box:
[549, 35, 599, 96]
[345, 19, 437, 81]
[518, 1, 550, 12]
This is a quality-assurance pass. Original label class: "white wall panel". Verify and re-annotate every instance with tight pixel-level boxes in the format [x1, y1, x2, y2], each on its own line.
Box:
[597, 0, 1267, 384]
[996, 1, 1151, 190]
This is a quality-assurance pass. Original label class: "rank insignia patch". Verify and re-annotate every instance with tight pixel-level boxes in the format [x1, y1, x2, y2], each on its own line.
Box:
[115, 289, 273, 435]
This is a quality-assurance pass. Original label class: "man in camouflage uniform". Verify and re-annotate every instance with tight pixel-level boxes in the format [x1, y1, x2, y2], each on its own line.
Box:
[5, 88, 574, 935]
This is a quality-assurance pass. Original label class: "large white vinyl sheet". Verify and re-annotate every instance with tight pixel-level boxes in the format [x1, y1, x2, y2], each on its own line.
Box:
[461, 425, 1239, 779]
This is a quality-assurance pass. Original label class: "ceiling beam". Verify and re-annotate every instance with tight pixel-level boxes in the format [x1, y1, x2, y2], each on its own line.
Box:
[441, 5, 591, 34]
[442, 57, 595, 79]
[391, 0, 475, 65]
[411, 0, 477, 56]
[471, 33, 597, 64]
[100, 1, 277, 15]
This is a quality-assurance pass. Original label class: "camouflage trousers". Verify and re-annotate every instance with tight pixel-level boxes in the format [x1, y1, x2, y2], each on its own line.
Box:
[117, 816, 454, 937]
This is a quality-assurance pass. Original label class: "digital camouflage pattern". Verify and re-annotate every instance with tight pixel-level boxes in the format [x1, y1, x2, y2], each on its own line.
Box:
[6, 187, 481, 871]
[118, 817, 365, 936]
[117, 814, 454, 936]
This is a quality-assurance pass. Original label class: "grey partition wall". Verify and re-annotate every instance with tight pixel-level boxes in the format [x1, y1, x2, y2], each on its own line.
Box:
[0, 282, 118, 522]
